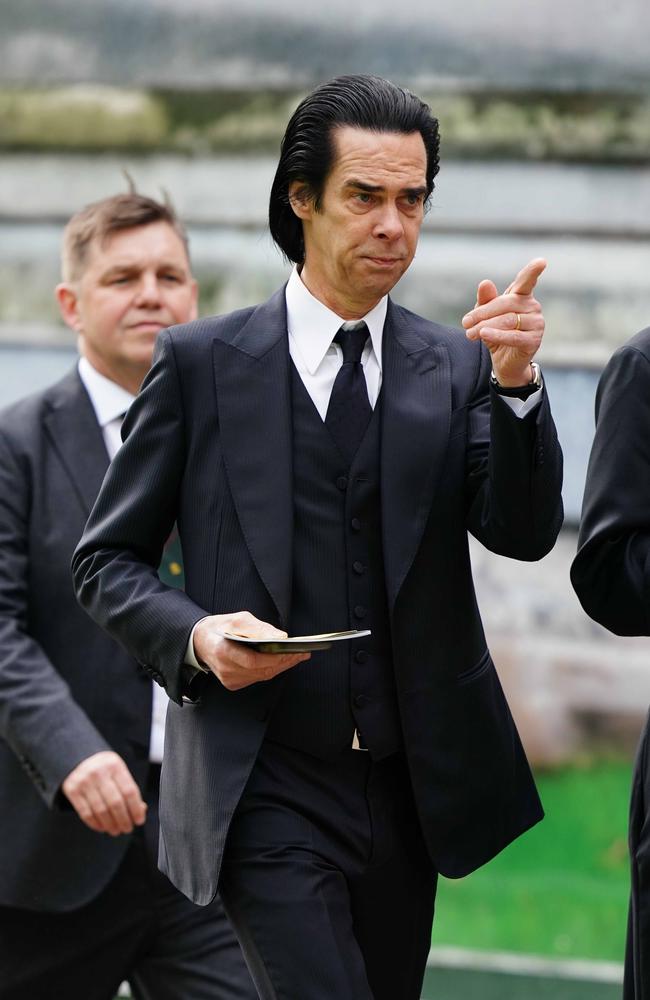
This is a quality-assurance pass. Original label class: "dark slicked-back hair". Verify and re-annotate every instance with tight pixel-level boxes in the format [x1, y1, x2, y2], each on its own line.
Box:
[269, 74, 440, 264]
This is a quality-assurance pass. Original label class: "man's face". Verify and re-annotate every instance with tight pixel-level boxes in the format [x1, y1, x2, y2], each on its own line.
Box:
[291, 127, 428, 318]
[57, 220, 197, 392]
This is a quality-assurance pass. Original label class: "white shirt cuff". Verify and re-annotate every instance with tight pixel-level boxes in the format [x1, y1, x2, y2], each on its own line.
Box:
[185, 617, 210, 669]
[496, 386, 543, 419]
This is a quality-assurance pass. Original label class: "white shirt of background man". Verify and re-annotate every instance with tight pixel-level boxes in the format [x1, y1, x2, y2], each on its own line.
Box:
[78, 356, 167, 763]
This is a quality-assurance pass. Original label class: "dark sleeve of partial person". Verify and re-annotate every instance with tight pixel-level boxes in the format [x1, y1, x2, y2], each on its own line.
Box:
[0, 426, 111, 806]
[464, 343, 564, 562]
[571, 339, 650, 636]
[71, 330, 209, 706]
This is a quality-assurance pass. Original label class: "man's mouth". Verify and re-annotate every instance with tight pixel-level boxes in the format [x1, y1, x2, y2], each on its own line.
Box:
[129, 320, 165, 331]
[364, 256, 403, 266]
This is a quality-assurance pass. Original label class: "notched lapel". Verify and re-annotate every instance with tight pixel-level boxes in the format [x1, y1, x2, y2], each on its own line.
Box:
[381, 306, 452, 611]
[43, 369, 110, 516]
[212, 294, 293, 626]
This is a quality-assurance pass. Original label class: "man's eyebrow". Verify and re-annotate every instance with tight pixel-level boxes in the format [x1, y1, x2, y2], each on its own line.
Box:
[344, 180, 427, 197]
[101, 261, 186, 277]
[345, 180, 383, 193]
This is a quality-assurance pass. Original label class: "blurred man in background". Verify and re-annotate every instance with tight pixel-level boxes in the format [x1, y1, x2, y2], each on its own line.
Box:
[0, 191, 255, 999]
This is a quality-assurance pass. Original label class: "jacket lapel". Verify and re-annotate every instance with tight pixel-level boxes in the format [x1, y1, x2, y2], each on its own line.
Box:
[381, 302, 452, 612]
[43, 368, 110, 516]
[212, 289, 293, 627]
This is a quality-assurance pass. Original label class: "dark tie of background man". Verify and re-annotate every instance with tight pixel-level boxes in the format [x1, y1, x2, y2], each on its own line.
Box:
[325, 320, 372, 465]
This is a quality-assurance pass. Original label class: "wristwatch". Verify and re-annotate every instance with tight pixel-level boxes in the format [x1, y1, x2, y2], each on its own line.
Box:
[490, 362, 542, 399]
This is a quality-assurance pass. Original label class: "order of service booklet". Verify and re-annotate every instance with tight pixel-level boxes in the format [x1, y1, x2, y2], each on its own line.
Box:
[219, 629, 371, 653]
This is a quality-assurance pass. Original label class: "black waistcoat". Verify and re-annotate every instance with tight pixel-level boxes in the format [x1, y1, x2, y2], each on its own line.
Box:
[264, 364, 402, 760]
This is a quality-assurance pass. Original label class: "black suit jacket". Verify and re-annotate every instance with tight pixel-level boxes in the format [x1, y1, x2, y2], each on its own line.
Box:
[0, 368, 152, 912]
[73, 289, 563, 905]
[571, 327, 650, 1000]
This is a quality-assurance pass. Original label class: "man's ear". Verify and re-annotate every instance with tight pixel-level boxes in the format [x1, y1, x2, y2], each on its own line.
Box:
[288, 181, 313, 221]
[55, 283, 83, 333]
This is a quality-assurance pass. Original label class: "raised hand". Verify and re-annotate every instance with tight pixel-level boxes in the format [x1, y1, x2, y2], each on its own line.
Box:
[192, 611, 311, 691]
[461, 258, 546, 387]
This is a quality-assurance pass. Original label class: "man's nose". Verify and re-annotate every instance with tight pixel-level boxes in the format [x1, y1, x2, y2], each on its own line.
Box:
[373, 203, 404, 241]
[134, 273, 162, 305]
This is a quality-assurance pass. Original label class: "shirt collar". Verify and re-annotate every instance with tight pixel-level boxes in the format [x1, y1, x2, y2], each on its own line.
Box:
[285, 267, 386, 375]
[77, 356, 136, 428]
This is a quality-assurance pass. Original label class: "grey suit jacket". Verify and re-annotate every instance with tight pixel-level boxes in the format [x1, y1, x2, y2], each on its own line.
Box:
[73, 288, 564, 905]
[0, 368, 152, 912]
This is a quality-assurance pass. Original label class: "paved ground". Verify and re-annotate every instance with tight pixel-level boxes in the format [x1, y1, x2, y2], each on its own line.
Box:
[421, 950, 623, 1000]
[421, 967, 620, 999]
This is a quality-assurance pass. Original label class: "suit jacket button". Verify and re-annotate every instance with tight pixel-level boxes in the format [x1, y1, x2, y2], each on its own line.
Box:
[351, 518, 361, 532]
[336, 476, 348, 491]
[354, 605, 366, 619]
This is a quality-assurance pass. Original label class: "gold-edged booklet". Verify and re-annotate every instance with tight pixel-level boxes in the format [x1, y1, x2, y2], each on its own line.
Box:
[219, 629, 371, 653]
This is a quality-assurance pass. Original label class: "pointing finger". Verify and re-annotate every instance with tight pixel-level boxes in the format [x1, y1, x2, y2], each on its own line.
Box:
[507, 258, 547, 296]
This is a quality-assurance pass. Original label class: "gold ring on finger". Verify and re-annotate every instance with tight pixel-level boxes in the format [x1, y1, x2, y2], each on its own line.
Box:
[514, 312, 521, 331]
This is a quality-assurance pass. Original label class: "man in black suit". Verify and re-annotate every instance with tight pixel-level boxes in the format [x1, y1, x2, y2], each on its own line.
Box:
[73, 76, 564, 1000]
[0, 192, 255, 999]
[571, 328, 650, 1000]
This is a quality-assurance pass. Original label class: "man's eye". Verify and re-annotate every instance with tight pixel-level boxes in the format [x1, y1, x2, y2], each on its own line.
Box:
[161, 274, 181, 283]
[355, 192, 372, 204]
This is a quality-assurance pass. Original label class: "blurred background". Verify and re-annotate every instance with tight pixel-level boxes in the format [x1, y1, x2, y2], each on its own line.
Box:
[1, 1, 648, 995]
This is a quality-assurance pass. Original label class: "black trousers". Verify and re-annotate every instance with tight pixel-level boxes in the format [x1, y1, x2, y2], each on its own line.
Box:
[625, 708, 650, 1000]
[220, 741, 437, 1000]
[0, 766, 256, 1000]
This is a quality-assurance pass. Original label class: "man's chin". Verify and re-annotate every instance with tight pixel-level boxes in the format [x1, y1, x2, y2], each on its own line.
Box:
[361, 256, 407, 284]
[359, 267, 405, 299]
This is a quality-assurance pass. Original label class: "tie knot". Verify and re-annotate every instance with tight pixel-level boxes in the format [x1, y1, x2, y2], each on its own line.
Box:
[334, 321, 369, 365]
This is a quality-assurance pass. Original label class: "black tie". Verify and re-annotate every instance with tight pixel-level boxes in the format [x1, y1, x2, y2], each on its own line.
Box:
[325, 321, 372, 466]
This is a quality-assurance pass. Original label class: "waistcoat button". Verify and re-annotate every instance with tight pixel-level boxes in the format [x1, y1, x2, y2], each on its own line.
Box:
[336, 476, 348, 491]
[354, 605, 366, 619]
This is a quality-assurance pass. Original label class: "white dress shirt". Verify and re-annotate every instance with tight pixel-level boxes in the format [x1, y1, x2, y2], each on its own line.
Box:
[78, 357, 167, 763]
[285, 266, 385, 417]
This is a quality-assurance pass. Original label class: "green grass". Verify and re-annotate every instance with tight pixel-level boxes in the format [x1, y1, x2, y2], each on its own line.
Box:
[432, 761, 632, 961]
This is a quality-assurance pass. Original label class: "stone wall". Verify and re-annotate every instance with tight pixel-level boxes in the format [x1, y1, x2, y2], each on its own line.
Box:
[472, 531, 650, 766]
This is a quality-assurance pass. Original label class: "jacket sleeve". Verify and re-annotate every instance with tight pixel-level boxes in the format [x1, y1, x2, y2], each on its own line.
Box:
[464, 344, 564, 561]
[0, 427, 111, 807]
[571, 343, 650, 635]
[72, 330, 209, 705]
